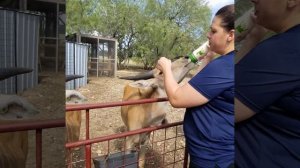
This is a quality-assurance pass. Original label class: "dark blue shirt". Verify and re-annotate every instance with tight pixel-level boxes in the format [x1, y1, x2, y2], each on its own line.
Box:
[185, 51, 234, 168]
[235, 24, 300, 168]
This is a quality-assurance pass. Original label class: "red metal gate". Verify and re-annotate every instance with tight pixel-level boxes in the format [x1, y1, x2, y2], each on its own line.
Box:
[0, 118, 65, 168]
[66, 98, 189, 168]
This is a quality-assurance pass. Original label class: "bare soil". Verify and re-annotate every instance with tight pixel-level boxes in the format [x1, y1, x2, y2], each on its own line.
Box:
[19, 71, 65, 168]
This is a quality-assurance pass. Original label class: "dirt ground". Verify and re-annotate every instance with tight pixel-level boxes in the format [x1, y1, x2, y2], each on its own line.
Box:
[20, 71, 66, 168]
[68, 69, 193, 168]
[16, 68, 192, 168]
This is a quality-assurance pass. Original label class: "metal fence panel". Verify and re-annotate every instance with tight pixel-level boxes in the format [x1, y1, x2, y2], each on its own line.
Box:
[0, 9, 39, 94]
[65, 98, 187, 168]
[0, 9, 17, 93]
[66, 42, 88, 90]
[16, 10, 39, 93]
[75, 43, 88, 88]
[66, 42, 75, 89]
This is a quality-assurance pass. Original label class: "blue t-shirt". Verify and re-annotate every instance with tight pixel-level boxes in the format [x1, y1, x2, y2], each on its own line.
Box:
[185, 51, 234, 168]
[235, 24, 300, 168]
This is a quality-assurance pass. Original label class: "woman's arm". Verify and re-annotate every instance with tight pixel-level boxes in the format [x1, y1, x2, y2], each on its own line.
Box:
[235, 14, 270, 122]
[195, 51, 216, 73]
[160, 65, 209, 108]
[156, 54, 214, 108]
[235, 98, 255, 122]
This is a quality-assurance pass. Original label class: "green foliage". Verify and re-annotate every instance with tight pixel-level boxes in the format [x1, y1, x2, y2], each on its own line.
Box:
[66, 0, 211, 69]
[66, 0, 95, 34]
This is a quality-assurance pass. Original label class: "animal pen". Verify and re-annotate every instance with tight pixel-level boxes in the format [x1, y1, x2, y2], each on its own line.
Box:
[67, 34, 118, 78]
[66, 98, 189, 168]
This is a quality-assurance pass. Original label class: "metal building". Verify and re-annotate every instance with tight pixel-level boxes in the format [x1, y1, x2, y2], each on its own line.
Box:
[67, 33, 118, 77]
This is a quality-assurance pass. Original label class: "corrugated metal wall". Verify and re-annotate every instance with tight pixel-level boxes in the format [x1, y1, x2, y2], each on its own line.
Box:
[0, 9, 40, 94]
[66, 42, 89, 90]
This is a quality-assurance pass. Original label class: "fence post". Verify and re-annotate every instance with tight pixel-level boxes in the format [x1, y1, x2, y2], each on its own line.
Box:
[36, 129, 42, 168]
[85, 144, 92, 168]
[183, 147, 189, 168]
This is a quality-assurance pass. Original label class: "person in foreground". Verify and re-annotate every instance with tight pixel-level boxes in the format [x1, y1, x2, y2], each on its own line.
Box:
[235, 0, 300, 167]
[156, 4, 234, 168]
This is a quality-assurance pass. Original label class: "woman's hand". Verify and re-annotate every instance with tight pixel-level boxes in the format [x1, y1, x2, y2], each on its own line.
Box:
[195, 50, 216, 72]
[201, 50, 215, 63]
[156, 57, 172, 74]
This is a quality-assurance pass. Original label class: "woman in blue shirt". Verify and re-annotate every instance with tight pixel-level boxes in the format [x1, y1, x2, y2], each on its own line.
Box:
[156, 4, 234, 168]
[235, 0, 300, 167]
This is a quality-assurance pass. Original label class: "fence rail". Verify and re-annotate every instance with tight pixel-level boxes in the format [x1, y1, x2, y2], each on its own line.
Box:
[0, 118, 65, 168]
[0, 97, 188, 168]
[65, 97, 188, 168]
[0, 118, 65, 133]
[66, 97, 168, 111]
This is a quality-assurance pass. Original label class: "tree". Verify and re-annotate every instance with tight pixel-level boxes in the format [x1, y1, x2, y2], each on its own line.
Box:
[66, 0, 211, 69]
[66, 0, 95, 36]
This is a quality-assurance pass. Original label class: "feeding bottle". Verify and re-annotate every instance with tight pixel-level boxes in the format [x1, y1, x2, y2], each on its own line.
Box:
[188, 41, 209, 64]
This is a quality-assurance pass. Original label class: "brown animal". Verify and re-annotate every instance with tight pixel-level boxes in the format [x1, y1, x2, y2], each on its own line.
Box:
[65, 89, 86, 167]
[65, 74, 85, 143]
[0, 67, 38, 168]
[120, 57, 195, 167]
[65, 90, 86, 142]
[0, 95, 39, 168]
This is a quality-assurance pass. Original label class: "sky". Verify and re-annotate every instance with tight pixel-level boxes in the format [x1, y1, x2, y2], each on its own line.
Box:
[207, 0, 234, 18]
